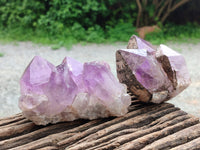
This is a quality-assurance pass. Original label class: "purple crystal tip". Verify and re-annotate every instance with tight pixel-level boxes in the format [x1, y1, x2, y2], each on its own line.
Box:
[19, 56, 131, 125]
[116, 35, 191, 103]
[127, 35, 156, 54]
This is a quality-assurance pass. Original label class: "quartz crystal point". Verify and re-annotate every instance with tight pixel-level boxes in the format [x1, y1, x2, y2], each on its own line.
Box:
[19, 56, 131, 125]
[156, 44, 191, 98]
[116, 35, 191, 103]
[127, 35, 156, 54]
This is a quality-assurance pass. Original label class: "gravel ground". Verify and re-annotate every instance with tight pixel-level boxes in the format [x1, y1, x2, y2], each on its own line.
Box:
[0, 41, 200, 119]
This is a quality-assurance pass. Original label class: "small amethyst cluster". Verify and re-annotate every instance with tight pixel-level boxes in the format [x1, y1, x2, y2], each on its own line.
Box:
[116, 35, 191, 103]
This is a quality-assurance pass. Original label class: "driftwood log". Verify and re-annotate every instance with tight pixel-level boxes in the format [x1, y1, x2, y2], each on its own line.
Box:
[0, 96, 200, 150]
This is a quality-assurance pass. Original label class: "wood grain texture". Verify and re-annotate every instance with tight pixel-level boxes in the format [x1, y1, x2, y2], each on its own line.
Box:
[0, 99, 199, 150]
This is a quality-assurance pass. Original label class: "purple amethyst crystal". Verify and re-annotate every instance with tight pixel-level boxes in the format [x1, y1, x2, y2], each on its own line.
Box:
[116, 35, 191, 103]
[156, 44, 191, 98]
[127, 35, 156, 54]
[19, 56, 131, 125]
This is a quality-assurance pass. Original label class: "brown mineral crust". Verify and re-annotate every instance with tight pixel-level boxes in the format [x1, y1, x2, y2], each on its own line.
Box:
[156, 55, 177, 89]
[116, 51, 151, 102]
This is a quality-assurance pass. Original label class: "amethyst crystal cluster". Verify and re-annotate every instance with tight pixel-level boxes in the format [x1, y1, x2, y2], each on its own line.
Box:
[19, 35, 191, 125]
[19, 56, 131, 125]
[116, 35, 191, 103]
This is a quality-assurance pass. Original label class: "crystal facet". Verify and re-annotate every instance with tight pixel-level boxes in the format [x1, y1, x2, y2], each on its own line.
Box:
[19, 56, 131, 125]
[127, 35, 156, 54]
[156, 44, 191, 98]
[116, 35, 191, 103]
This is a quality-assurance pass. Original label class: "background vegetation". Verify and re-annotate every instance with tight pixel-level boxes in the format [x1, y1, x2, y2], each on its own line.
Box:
[0, 0, 199, 49]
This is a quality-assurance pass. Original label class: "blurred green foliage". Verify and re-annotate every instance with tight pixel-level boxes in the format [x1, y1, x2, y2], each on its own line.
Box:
[0, 0, 137, 32]
[0, 52, 4, 57]
[0, 0, 138, 48]
[145, 23, 200, 45]
[0, 0, 199, 49]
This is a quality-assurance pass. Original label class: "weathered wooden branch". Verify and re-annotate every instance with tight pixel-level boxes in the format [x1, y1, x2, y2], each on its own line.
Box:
[167, 0, 173, 11]
[156, 0, 170, 20]
[160, 0, 191, 23]
[0, 97, 200, 150]
[136, 0, 191, 27]
[171, 0, 191, 12]
[136, 0, 143, 27]
[143, 0, 148, 6]
[156, 0, 164, 9]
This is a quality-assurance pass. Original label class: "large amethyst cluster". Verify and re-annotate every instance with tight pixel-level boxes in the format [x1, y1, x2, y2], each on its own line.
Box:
[19, 56, 131, 125]
[116, 35, 191, 103]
